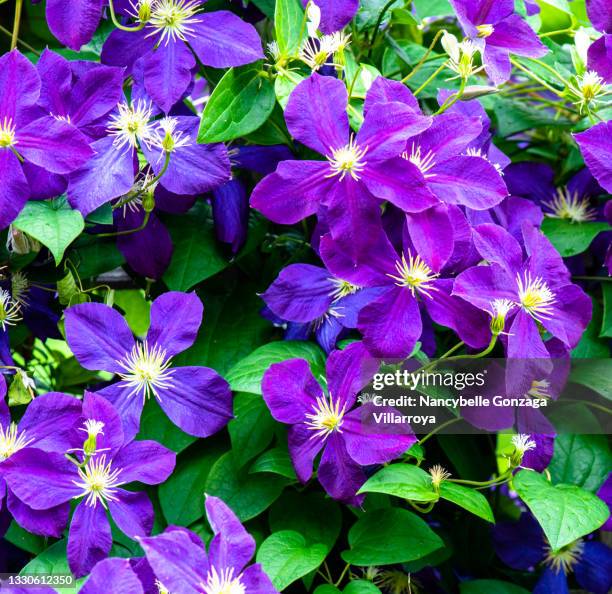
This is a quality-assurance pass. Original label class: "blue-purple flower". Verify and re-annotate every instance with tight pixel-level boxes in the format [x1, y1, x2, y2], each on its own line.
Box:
[140, 495, 278, 594]
[262, 342, 415, 503]
[64, 291, 233, 440]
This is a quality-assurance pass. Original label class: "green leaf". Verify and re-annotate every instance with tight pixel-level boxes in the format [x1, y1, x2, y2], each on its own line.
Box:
[541, 218, 610, 257]
[274, 0, 305, 57]
[571, 297, 609, 357]
[357, 464, 438, 502]
[343, 581, 382, 594]
[569, 359, 612, 399]
[5, 521, 46, 555]
[549, 434, 611, 492]
[342, 508, 443, 565]
[269, 491, 342, 553]
[198, 64, 275, 143]
[13, 199, 84, 265]
[174, 289, 272, 375]
[412, 0, 452, 19]
[228, 393, 276, 468]
[439, 482, 495, 523]
[21, 538, 71, 576]
[205, 452, 288, 521]
[162, 204, 228, 291]
[114, 290, 151, 337]
[601, 283, 612, 338]
[460, 579, 530, 594]
[513, 470, 610, 550]
[67, 236, 125, 280]
[7, 372, 34, 406]
[225, 340, 326, 394]
[250, 446, 297, 480]
[257, 530, 328, 591]
[158, 440, 225, 526]
[138, 399, 197, 453]
[275, 71, 305, 109]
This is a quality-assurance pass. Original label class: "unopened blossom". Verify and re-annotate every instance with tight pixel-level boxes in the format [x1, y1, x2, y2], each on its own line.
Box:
[301, 0, 358, 35]
[449, 0, 547, 84]
[0, 50, 93, 230]
[262, 342, 414, 503]
[3, 393, 175, 577]
[140, 495, 278, 594]
[64, 292, 233, 440]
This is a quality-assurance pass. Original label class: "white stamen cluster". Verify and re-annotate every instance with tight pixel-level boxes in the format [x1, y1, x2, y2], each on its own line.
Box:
[146, 0, 201, 44]
[0, 423, 33, 460]
[0, 117, 17, 148]
[429, 464, 451, 489]
[544, 187, 596, 223]
[73, 455, 123, 508]
[388, 252, 439, 298]
[476, 24, 494, 38]
[403, 143, 437, 178]
[442, 32, 483, 80]
[511, 434, 537, 455]
[0, 288, 23, 331]
[328, 278, 360, 300]
[544, 540, 584, 575]
[489, 298, 515, 335]
[326, 136, 368, 181]
[299, 32, 351, 71]
[516, 271, 556, 322]
[11, 272, 29, 306]
[305, 395, 347, 439]
[201, 567, 246, 594]
[116, 341, 174, 401]
[527, 379, 551, 399]
[107, 100, 156, 151]
[568, 70, 610, 114]
[153, 116, 191, 153]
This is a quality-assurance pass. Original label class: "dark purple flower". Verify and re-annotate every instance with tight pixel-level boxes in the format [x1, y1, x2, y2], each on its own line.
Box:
[0, 50, 93, 230]
[597, 474, 612, 531]
[101, 2, 263, 112]
[3, 392, 175, 577]
[64, 291, 233, 440]
[140, 495, 278, 594]
[262, 342, 415, 504]
[0, 377, 81, 538]
[493, 512, 612, 594]
[449, 0, 547, 84]
[251, 74, 434, 260]
[574, 121, 612, 194]
[586, 0, 612, 33]
[261, 263, 384, 353]
[45, 0, 105, 51]
[453, 223, 592, 357]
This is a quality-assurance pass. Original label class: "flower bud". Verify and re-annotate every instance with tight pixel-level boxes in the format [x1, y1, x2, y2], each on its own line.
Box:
[137, 0, 152, 22]
[489, 299, 514, 336]
[82, 420, 105, 457]
[6, 226, 41, 255]
[142, 188, 156, 213]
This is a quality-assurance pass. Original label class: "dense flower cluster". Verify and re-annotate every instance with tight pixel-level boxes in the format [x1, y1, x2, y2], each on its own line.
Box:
[0, 0, 610, 592]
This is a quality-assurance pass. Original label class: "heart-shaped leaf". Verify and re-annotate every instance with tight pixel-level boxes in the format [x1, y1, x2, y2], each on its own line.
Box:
[514, 470, 610, 550]
[357, 464, 438, 502]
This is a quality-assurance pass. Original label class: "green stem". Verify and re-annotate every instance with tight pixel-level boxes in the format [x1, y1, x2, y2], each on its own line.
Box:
[11, 0, 23, 51]
[435, 77, 466, 114]
[540, 27, 575, 38]
[401, 29, 445, 84]
[418, 417, 462, 446]
[95, 211, 151, 238]
[408, 500, 436, 513]
[368, 0, 399, 57]
[510, 58, 565, 97]
[413, 62, 446, 96]
[0, 24, 39, 55]
[334, 564, 351, 587]
[347, 103, 364, 125]
[108, 0, 146, 32]
[449, 470, 512, 488]
[113, 151, 171, 210]
[563, 398, 612, 416]
[573, 276, 612, 282]
[528, 57, 569, 86]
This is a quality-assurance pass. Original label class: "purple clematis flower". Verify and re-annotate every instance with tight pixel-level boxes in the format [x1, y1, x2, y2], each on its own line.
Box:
[449, 0, 547, 84]
[64, 291, 233, 440]
[320, 215, 490, 359]
[140, 495, 278, 594]
[0, 376, 81, 538]
[250, 74, 434, 260]
[101, 2, 263, 112]
[0, 50, 93, 230]
[67, 99, 230, 216]
[574, 121, 612, 194]
[493, 512, 612, 594]
[453, 223, 592, 358]
[81, 557, 144, 594]
[261, 263, 384, 353]
[3, 392, 176, 578]
[262, 342, 415, 504]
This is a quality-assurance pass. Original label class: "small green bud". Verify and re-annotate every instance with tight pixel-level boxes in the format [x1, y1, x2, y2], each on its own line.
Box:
[142, 189, 156, 213]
